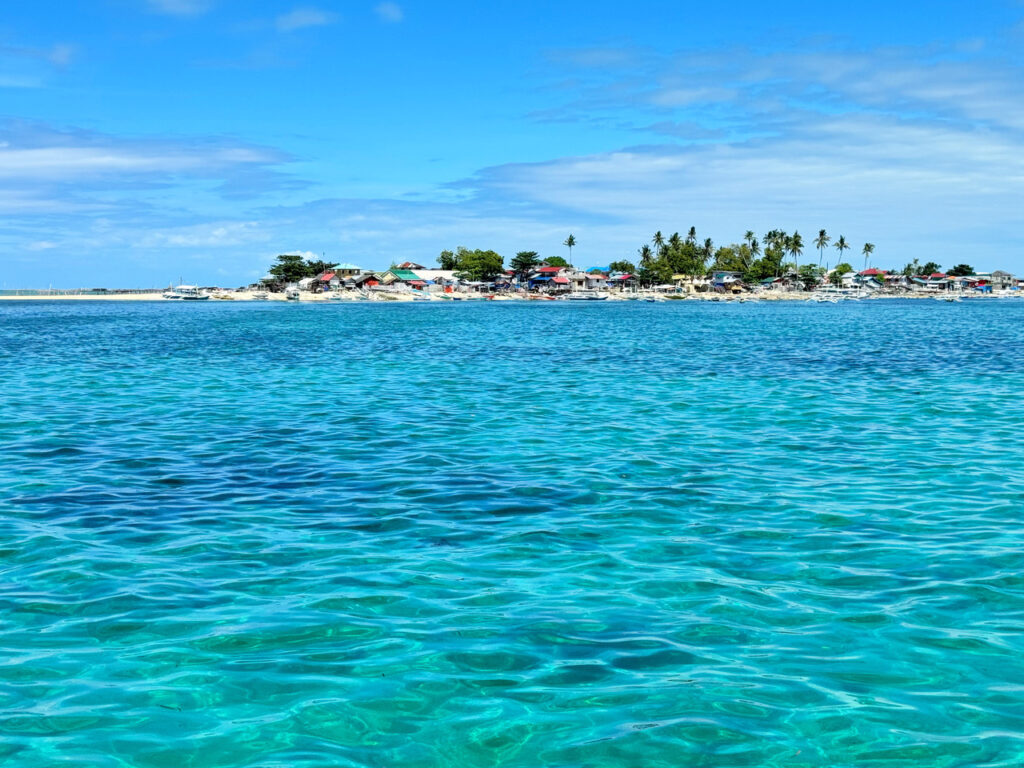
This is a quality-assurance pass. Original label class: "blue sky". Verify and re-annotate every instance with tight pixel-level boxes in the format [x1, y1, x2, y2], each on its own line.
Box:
[2, 0, 1024, 286]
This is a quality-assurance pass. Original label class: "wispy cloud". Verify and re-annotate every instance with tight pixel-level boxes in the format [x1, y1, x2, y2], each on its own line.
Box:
[275, 7, 338, 32]
[375, 2, 404, 23]
[0, 120, 295, 224]
[0, 42, 76, 88]
[6, 31, 1024, 287]
[145, 0, 211, 16]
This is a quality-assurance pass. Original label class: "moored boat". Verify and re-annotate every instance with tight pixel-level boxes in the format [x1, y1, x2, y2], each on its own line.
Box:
[565, 291, 608, 301]
[171, 285, 210, 300]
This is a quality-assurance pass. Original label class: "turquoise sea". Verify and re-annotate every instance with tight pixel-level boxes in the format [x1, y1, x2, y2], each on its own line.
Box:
[2, 299, 1023, 767]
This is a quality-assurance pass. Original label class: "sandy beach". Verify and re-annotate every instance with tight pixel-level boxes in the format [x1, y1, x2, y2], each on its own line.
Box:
[0, 292, 997, 302]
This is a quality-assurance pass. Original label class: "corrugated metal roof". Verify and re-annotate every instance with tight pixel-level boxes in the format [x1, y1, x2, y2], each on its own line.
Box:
[390, 269, 420, 280]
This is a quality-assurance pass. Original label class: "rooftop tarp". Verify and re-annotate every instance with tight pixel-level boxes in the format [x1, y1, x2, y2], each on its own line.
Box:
[390, 269, 420, 281]
[552, 277, 569, 284]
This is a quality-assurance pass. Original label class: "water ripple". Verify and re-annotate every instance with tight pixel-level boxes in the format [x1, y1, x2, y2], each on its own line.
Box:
[2, 300, 1024, 766]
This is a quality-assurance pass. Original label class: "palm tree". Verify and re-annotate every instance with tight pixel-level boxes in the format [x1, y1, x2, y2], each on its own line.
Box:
[788, 231, 803, 275]
[638, 244, 653, 269]
[834, 235, 849, 271]
[653, 231, 665, 256]
[862, 242, 875, 271]
[563, 234, 576, 264]
[687, 226, 697, 244]
[815, 229, 830, 267]
[763, 230, 786, 276]
[510, 250, 540, 289]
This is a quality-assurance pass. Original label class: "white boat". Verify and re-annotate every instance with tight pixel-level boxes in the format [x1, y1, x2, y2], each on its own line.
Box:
[565, 291, 608, 301]
[167, 285, 210, 300]
[285, 285, 301, 301]
[252, 291, 269, 301]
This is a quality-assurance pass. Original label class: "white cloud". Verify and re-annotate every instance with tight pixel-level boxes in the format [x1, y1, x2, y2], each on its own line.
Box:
[135, 221, 270, 248]
[145, 0, 211, 15]
[0, 42, 75, 88]
[375, 2, 403, 23]
[0, 145, 280, 179]
[275, 7, 338, 32]
[0, 75, 42, 89]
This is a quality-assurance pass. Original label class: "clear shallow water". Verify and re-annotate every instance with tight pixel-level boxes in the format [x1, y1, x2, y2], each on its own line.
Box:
[2, 299, 1023, 767]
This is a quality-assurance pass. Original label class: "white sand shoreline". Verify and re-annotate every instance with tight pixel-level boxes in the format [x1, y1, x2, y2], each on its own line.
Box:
[0, 291, 1012, 302]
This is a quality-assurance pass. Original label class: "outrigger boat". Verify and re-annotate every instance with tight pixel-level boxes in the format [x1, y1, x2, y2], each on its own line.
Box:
[164, 285, 210, 300]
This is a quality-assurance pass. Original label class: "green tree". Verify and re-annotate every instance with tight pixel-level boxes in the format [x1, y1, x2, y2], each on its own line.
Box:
[901, 258, 920, 276]
[744, 231, 761, 259]
[268, 253, 309, 284]
[510, 251, 540, 285]
[686, 226, 697, 244]
[306, 259, 337, 276]
[830, 262, 854, 286]
[711, 245, 750, 273]
[609, 260, 636, 274]
[919, 261, 942, 275]
[545, 255, 569, 267]
[438, 249, 458, 270]
[788, 231, 803, 276]
[799, 264, 825, 290]
[947, 263, 974, 276]
[652, 231, 665, 256]
[814, 229, 830, 267]
[454, 249, 504, 281]
[833, 236, 849, 269]
[762, 230, 788, 277]
[862, 242, 875, 271]
[268, 253, 335, 284]
[563, 234, 576, 264]
[638, 245, 654, 270]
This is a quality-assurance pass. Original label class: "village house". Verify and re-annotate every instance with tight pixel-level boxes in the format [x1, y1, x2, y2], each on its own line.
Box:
[709, 272, 743, 293]
[529, 265, 567, 292]
[378, 268, 423, 287]
[410, 269, 459, 293]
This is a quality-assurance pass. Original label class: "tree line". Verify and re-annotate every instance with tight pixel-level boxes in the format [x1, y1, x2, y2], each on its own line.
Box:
[268, 232, 977, 291]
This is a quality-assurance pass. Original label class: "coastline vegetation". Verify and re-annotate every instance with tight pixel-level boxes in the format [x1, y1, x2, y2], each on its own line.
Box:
[267, 228, 984, 295]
